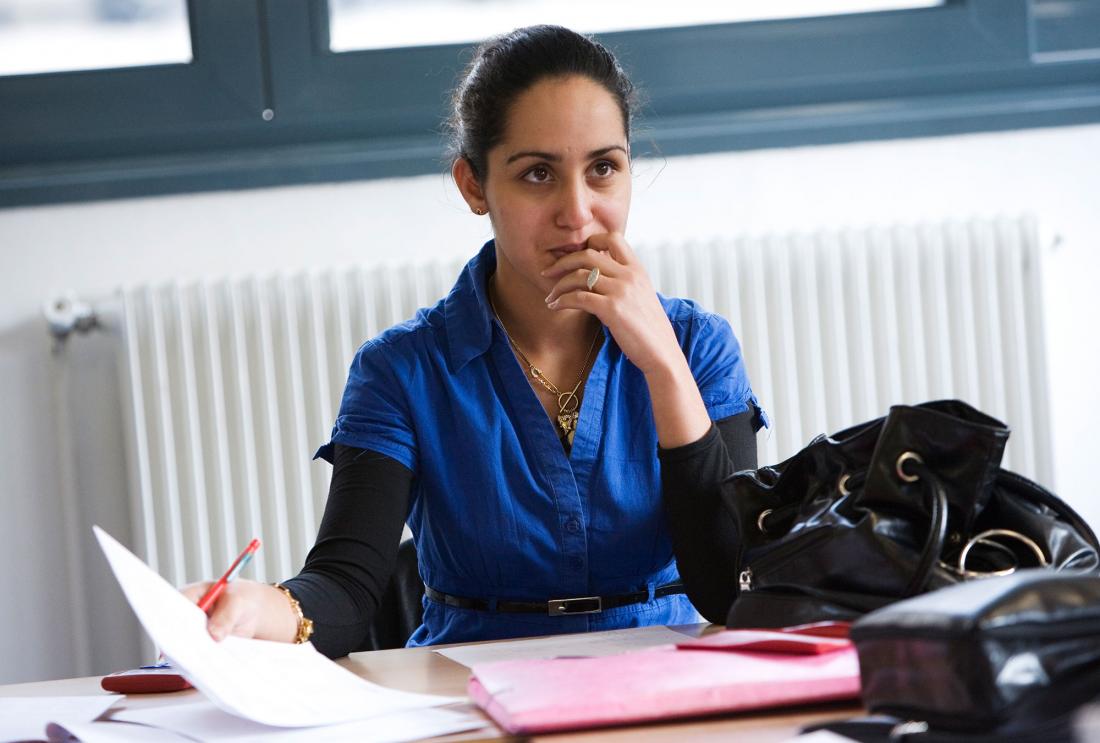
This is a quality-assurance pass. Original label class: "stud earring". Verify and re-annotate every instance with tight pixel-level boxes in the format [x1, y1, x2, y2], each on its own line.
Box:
[472, 207, 487, 216]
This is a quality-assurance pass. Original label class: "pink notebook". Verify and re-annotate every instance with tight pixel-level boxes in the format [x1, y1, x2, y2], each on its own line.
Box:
[467, 631, 861, 734]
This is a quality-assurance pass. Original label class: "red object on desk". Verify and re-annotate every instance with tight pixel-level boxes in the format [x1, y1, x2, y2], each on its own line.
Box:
[776, 620, 853, 639]
[468, 629, 861, 734]
[100, 666, 192, 694]
[676, 627, 852, 655]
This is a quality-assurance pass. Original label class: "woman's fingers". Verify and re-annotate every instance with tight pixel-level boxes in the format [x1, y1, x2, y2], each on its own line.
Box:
[586, 232, 633, 264]
[206, 590, 252, 641]
[545, 268, 611, 305]
[545, 287, 611, 318]
[539, 231, 682, 377]
[206, 589, 265, 642]
[204, 592, 235, 641]
[547, 235, 684, 376]
[180, 581, 214, 604]
[541, 234, 635, 288]
[541, 246, 619, 281]
[179, 580, 258, 642]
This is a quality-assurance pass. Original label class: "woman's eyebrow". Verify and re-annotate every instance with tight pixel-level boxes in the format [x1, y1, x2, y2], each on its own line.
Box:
[506, 150, 559, 164]
[588, 145, 628, 159]
[505, 145, 628, 165]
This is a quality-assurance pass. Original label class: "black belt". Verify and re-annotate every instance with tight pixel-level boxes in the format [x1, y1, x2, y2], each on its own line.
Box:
[424, 583, 686, 616]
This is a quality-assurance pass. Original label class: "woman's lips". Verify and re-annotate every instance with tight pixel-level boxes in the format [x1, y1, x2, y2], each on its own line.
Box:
[548, 243, 586, 259]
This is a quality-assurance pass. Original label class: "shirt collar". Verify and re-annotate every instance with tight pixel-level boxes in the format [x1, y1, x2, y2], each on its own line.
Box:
[444, 239, 498, 372]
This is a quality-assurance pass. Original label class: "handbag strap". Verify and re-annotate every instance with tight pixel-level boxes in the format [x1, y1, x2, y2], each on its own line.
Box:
[900, 457, 950, 597]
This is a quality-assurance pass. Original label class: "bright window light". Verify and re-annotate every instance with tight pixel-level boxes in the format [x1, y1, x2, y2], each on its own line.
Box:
[0, 0, 191, 77]
[328, 0, 944, 53]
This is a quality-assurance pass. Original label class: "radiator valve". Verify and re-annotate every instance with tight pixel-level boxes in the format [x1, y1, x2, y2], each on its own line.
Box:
[44, 293, 98, 344]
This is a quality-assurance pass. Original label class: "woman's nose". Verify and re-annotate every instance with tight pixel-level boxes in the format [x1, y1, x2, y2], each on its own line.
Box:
[555, 178, 593, 230]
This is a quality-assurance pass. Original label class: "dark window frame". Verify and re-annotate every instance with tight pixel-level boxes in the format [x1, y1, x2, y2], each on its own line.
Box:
[1, 0, 1098, 208]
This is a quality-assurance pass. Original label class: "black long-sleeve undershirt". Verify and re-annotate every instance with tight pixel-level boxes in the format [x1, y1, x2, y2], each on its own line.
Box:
[282, 410, 757, 658]
[659, 415, 758, 625]
[280, 447, 413, 658]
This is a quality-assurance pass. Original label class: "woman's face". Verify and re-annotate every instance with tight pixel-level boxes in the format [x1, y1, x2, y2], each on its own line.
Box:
[460, 74, 632, 298]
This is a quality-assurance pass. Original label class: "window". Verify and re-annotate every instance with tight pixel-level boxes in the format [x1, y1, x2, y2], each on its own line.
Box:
[1032, 0, 1100, 62]
[0, 0, 191, 76]
[2, 0, 1098, 208]
[327, 0, 943, 53]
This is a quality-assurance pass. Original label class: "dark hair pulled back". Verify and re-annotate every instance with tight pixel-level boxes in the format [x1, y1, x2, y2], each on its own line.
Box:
[446, 25, 636, 180]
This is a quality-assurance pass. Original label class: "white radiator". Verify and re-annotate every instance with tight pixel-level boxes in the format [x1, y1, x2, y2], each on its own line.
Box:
[118, 216, 1051, 585]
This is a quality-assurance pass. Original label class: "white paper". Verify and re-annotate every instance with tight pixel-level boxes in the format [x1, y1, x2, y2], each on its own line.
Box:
[0, 696, 117, 742]
[111, 699, 487, 742]
[434, 624, 694, 667]
[93, 526, 459, 728]
[46, 719, 189, 742]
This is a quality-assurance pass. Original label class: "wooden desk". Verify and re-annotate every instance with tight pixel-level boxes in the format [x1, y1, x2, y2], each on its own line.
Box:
[0, 625, 861, 741]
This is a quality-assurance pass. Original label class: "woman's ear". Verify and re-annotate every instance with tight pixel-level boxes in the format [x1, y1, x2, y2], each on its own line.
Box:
[452, 157, 488, 215]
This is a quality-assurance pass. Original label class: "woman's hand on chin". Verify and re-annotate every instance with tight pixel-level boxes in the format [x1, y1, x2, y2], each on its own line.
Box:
[541, 232, 683, 377]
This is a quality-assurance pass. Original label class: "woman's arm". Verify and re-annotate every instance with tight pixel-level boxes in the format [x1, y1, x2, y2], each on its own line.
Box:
[280, 444, 413, 658]
[661, 410, 758, 625]
[182, 444, 412, 658]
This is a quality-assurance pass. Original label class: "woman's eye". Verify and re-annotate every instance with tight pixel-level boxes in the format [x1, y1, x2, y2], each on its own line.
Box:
[523, 166, 551, 183]
[591, 161, 616, 178]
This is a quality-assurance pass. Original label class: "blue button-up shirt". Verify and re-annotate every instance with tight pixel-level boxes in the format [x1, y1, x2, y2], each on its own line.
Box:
[319, 241, 763, 646]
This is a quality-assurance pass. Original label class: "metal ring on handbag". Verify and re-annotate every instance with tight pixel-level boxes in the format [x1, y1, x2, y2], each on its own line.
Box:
[895, 451, 925, 482]
[938, 538, 1018, 578]
[957, 528, 1049, 577]
[890, 721, 930, 740]
[756, 508, 774, 534]
[837, 473, 851, 496]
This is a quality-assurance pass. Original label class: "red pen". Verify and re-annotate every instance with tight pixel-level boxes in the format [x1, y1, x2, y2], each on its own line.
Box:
[197, 538, 261, 613]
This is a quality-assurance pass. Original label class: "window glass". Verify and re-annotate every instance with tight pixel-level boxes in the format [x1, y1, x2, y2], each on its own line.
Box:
[328, 0, 943, 53]
[0, 0, 191, 76]
[1032, 0, 1100, 62]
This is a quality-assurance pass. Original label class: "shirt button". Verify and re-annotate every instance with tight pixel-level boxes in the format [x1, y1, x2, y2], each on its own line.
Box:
[569, 557, 584, 571]
[565, 518, 581, 533]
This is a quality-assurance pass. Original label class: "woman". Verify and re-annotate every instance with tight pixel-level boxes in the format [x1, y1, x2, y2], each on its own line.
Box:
[184, 25, 765, 656]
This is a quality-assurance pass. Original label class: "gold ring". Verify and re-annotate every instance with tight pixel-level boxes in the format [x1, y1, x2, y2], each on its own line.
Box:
[586, 266, 600, 291]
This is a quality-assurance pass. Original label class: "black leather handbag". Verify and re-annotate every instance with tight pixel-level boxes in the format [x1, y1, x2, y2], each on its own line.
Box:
[720, 399, 1100, 629]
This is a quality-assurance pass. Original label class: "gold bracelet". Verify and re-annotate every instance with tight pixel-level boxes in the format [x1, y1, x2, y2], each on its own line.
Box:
[273, 583, 314, 644]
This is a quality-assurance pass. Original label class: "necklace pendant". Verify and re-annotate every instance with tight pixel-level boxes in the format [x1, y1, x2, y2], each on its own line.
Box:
[557, 411, 578, 438]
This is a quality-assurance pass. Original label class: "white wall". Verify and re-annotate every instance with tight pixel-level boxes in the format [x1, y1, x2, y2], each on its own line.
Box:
[1, 123, 1097, 684]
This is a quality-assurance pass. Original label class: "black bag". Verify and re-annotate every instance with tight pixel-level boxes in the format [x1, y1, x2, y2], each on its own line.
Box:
[805, 570, 1100, 742]
[721, 399, 1100, 629]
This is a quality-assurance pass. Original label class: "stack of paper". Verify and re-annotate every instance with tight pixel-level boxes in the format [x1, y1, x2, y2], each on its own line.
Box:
[45, 701, 484, 742]
[0, 697, 117, 742]
[81, 526, 484, 741]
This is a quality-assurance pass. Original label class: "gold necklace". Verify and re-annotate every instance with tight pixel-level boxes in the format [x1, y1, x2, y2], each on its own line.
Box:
[488, 289, 601, 446]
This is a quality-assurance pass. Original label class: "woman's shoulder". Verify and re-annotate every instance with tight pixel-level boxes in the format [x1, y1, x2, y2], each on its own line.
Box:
[352, 300, 448, 368]
[655, 294, 746, 371]
[657, 294, 732, 335]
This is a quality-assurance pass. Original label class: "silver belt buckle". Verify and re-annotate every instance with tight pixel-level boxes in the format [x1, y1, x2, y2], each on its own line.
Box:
[548, 596, 603, 615]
